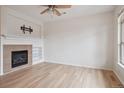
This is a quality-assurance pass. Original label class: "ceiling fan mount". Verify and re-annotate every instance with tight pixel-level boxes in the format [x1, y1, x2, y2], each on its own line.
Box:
[40, 5, 71, 16]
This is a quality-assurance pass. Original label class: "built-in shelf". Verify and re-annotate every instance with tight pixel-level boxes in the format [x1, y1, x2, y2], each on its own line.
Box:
[32, 47, 42, 62]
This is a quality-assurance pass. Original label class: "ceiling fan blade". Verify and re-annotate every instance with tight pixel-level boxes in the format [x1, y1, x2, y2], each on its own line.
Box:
[54, 9, 61, 16]
[54, 5, 71, 8]
[40, 8, 49, 14]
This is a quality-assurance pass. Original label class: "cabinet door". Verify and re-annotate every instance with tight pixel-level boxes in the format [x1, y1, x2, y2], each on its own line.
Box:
[7, 14, 41, 38]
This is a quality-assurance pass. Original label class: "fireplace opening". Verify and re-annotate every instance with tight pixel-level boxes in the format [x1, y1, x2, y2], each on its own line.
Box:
[11, 50, 28, 68]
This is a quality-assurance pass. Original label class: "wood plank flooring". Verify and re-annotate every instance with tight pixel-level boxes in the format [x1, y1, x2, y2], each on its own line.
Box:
[0, 62, 123, 88]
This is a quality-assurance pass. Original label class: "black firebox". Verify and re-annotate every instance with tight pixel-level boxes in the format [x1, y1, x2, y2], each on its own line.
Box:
[11, 50, 28, 68]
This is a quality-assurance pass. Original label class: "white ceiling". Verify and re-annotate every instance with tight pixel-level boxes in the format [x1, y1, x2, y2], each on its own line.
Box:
[6, 5, 115, 22]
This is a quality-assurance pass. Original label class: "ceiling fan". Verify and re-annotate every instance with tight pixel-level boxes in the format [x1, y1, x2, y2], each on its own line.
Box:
[40, 5, 71, 16]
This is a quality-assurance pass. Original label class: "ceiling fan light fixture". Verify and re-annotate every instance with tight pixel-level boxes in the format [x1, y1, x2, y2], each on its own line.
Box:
[40, 5, 71, 16]
[63, 12, 66, 14]
[47, 9, 54, 18]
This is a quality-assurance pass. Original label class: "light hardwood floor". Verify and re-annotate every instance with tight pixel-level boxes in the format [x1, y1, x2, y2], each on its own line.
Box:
[0, 62, 123, 88]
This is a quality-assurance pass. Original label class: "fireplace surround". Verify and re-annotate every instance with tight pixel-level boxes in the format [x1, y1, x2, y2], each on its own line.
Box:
[3, 45, 32, 73]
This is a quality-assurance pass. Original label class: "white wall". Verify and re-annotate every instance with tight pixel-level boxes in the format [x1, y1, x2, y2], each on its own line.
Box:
[44, 11, 114, 70]
[113, 6, 124, 85]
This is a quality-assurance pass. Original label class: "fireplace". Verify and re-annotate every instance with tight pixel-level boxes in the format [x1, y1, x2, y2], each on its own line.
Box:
[11, 50, 28, 68]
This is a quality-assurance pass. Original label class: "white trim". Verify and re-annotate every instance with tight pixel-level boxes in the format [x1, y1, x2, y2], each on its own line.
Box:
[118, 62, 124, 69]
[32, 59, 44, 65]
[45, 60, 82, 67]
[113, 69, 124, 86]
[0, 46, 3, 75]
[81, 64, 112, 71]
[0, 38, 4, 75]
[45, 60, 113, 71]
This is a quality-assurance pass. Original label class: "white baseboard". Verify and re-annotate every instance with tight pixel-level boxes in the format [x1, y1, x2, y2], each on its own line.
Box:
[0, 72, 3, 76]
[113, 70, 124, 86]
[32, 59, 44, 65]
[45, 60, 82, 67]
[45, 60, 112, 71]
[81, 64, 112, 71]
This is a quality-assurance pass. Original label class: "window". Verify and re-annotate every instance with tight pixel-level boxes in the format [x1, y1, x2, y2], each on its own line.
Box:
[120, 22, 124, 64]
[119, 12, 124, 65]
